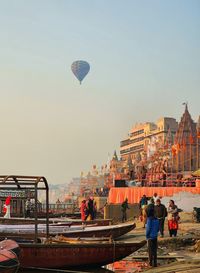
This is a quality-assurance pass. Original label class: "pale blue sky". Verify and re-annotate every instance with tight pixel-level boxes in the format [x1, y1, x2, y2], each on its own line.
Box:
[0, 1, 199, 183]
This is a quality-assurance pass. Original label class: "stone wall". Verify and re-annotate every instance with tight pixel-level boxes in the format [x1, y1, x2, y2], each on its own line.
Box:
[104, 203, 140, 222]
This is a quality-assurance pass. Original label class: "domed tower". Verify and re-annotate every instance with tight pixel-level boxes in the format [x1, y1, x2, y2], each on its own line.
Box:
[174, 104, 198, 172]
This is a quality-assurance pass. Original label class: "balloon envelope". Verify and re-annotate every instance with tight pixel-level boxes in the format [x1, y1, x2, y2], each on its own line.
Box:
[71, 60, 90, 84]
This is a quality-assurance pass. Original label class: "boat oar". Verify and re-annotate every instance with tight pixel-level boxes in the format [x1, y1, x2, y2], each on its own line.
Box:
[21, 267, 91, 273]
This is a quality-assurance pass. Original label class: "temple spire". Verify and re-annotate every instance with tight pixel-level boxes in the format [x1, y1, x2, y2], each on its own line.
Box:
[197, 116, 200, 131]
[113, 150, 118, 161]
[182, 102, 188, 113]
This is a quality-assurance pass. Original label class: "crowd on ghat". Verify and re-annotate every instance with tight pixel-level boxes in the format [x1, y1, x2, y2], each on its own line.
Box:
[80, 197, 97, 221]
[121, 193, 180, 268]
[80, 191, 180, 268]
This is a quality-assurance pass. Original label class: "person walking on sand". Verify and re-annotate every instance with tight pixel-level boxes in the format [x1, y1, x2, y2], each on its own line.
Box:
[167, 199, 179, 237]
[121, 198, 129, 222]
[146, 208, 159, 267]
[154, 199, 167, 237]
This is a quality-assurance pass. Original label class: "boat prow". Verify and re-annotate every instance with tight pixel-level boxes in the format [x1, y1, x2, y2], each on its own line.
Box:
[0, 239, 20, 273]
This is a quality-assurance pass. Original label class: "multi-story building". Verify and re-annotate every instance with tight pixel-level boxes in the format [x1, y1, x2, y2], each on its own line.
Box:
[120, 117, 178, 162]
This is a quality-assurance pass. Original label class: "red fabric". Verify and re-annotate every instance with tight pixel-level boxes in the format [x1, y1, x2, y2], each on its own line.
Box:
[168, 219, 178, 230]
[80, 202, 87, 221]
[5, 196, 11, 205]
[189, 134, 194, 144]
[3, 205, 7, 213]
[171, 145, 177, 156]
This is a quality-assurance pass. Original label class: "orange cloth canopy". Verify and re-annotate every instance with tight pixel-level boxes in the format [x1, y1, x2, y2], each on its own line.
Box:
[108, 181, 200, 204]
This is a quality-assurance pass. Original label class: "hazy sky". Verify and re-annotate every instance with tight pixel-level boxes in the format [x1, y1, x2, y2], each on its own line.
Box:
[0, 1, 199, 184]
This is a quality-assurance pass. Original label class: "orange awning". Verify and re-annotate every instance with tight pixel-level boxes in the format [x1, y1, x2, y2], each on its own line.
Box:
[108, 181, 200, 204]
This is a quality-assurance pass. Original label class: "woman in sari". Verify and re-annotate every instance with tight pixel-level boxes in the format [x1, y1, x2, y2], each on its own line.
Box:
[167, 200, 179, 237]
[80, 200, 87, 221]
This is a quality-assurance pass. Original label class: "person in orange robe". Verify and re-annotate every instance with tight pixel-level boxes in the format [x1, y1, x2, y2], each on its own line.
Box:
[80, 200, 87, 221]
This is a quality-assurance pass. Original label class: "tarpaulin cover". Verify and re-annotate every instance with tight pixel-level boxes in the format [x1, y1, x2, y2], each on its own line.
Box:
[193, 169, 200, 177]
[108, 180, 200, 204]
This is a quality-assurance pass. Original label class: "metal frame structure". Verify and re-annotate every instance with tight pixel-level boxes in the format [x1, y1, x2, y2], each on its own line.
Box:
[0, 175, 49, 242]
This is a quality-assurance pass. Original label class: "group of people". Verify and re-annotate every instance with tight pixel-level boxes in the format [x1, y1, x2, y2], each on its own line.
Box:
[80, 197, 97, 221]
[139, 193, 180, 267]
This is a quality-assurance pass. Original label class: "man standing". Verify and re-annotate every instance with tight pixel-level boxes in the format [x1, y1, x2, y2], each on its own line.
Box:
[146, 208, 159, 267]
[85, 197, 94, 220]
[25, 198, 31, 218]
[121, 198, 129, 222]
[152, 193, 159, 203]
[154, 199, 167, 237]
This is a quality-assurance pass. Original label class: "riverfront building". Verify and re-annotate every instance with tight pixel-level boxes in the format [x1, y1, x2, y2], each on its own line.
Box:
[120, 117, 178, 162]
[120, 105, 200, 178]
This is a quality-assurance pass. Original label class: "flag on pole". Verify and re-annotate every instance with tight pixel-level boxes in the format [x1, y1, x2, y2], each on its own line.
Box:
[181, 138, 186, 151]
[177, 143, 181, 153]
[189, 134, 194, 144]
[171, 145, 177, 156]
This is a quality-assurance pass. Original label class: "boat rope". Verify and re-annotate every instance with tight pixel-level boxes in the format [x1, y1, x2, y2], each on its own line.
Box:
[22, 266, 92, 273]
[112, 239, 116, 263]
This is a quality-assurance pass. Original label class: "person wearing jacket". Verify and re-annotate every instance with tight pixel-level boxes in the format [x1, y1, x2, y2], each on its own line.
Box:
[146, 208, 159, 267]
[154, 199, 167, 237]
[167, 199, 179, 237]
[121, 198, 129, 222]
[139, 195, 148, 228]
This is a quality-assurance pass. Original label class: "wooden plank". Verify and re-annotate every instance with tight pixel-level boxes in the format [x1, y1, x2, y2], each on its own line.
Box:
[128, 255, 185, 259]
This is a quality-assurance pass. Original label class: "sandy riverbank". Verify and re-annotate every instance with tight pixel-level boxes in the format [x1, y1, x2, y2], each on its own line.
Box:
[118, 212, 200, 273]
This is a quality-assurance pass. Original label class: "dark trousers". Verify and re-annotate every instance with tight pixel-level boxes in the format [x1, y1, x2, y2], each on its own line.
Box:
[25, 209, 31, 218]
[158, 218, 165, 236]
[85, 210, 94, 220]
[169, 229, 177, 237]
[148, 238, 157, 267]
[122, 211, 127, 222]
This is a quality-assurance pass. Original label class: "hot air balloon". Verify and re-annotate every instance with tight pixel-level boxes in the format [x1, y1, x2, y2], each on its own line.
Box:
[71, 60, 90, 84]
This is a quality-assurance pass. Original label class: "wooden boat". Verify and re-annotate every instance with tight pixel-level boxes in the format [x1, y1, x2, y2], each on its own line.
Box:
[0, 222, 136, 240]
[0, 217, 112, 226]
[14, 239, 146, 269]
[0, 175, 143, 269]
[0, 239, 20, 273]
